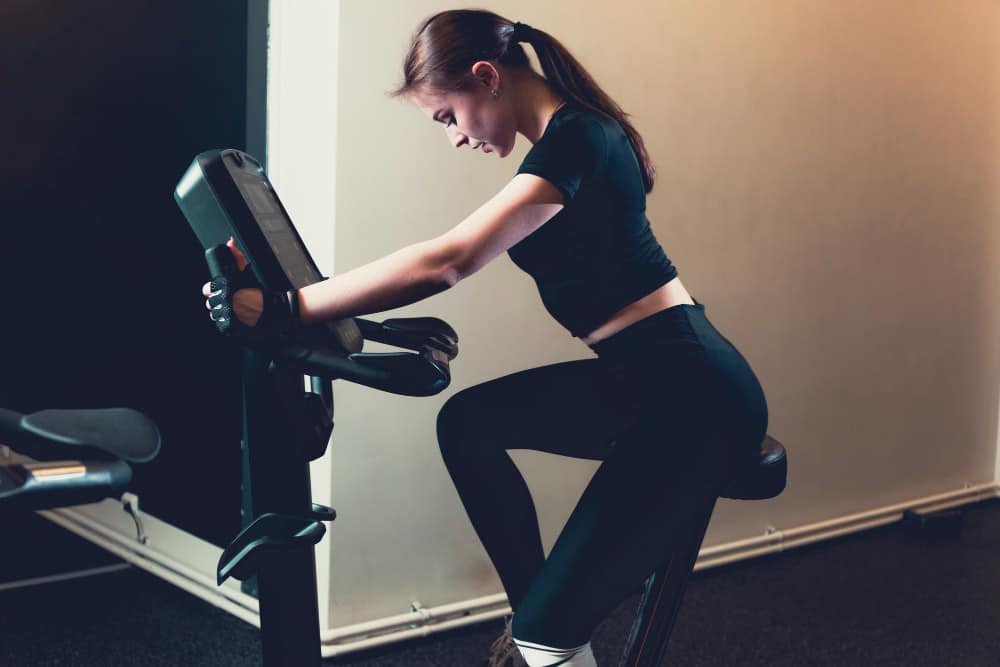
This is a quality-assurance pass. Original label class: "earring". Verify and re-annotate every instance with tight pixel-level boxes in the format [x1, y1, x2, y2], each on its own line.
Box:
[490, 89, 497, 98]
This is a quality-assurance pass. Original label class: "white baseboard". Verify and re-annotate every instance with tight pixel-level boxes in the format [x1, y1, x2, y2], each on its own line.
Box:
[696, 481, 998, 570]
[38, 502, 260, 628]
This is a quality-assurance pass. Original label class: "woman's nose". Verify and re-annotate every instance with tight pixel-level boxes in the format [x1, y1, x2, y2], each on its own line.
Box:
[445, 125, 469, 149]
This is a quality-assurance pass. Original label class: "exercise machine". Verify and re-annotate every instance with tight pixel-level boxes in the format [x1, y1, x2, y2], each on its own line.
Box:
[0, 407, 160, 514]
[619, 434, 786, 666]
[174, 149, 459, 666]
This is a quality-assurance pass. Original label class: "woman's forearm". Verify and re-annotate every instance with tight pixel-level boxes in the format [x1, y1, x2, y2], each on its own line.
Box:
[297, 240, 455, 324]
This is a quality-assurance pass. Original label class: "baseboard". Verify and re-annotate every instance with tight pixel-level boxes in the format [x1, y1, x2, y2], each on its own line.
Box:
[696, 481, 999, 570]
[38, 503, 260, 628]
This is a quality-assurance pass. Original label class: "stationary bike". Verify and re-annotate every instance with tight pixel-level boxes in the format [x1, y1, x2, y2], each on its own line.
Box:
[175, 148, 460, 666]
[0, 406, 160, 515]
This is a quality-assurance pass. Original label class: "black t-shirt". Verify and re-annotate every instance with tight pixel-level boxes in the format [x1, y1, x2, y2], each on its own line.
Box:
[511, 102, 678, 338]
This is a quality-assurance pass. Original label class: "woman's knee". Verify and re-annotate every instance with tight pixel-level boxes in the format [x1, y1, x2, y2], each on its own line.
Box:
[435, 389, 481, 456]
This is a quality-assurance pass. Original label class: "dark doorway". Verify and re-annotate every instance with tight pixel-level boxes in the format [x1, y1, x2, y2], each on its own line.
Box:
[1, 0, 262, 546]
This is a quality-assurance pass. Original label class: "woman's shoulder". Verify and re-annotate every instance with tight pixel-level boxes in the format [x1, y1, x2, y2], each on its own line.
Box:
[518, 102, 612, 189]
[553, 102, 612, 131]
[548, 102, 627, 150]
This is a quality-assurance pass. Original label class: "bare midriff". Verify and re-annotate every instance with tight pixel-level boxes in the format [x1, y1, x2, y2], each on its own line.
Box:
[580, 276, 696, 346]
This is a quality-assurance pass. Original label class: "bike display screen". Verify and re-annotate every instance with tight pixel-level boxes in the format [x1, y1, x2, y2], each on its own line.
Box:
[236, 177, 323, 290]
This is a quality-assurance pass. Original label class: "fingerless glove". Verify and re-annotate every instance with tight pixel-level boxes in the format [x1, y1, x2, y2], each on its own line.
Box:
[207, 266, 300, 342]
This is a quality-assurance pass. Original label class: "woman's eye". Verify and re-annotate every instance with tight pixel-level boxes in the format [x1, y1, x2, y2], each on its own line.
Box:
[447, 117, 456, 127]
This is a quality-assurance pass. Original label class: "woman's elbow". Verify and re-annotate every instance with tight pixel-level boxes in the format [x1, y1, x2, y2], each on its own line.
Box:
[440, 265, 462, 289]
[424, 238, 466, 288]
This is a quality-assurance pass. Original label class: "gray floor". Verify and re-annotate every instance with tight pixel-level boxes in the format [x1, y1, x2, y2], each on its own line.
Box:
[2, 499, 998, 666]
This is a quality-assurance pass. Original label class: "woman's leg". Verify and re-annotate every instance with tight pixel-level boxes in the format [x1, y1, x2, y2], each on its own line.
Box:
[509, 346, 768, 654]
[437, 333, 767, 665]
[436, 358, 647, 613]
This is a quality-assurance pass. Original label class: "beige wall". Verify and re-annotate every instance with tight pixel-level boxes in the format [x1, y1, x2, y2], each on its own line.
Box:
[274, 0, 1000, 628]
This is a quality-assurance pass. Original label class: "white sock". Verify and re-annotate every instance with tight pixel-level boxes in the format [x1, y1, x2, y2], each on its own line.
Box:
[513, 636, 598, 667]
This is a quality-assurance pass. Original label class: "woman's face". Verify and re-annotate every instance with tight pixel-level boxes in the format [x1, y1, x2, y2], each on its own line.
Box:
[412, 77, 518, 158]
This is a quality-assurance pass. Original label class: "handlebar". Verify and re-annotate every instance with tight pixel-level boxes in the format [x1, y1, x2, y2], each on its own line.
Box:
[204, 245, 459, 397]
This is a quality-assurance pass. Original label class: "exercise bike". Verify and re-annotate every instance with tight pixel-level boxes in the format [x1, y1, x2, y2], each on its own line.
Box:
[0, 406, 160, 517]
[174, 148, 459, 666]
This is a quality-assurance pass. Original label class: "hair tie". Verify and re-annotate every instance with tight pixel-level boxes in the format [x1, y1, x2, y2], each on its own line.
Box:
[511, 21, 534, 43]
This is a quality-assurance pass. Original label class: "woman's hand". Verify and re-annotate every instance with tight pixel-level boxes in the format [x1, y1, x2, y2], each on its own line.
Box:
[201, 237, 299, 340]
[201, 238, 264, 327]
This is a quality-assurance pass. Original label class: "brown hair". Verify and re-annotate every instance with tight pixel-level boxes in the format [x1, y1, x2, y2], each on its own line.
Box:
[390, 9, 656, 193]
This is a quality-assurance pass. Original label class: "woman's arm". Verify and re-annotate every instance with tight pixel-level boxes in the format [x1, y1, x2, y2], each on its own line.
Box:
[297, 240, 452, 325]
[296, 173, 564, 325]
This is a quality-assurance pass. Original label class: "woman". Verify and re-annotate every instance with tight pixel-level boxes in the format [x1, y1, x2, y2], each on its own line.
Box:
[204, 9, 768, 667]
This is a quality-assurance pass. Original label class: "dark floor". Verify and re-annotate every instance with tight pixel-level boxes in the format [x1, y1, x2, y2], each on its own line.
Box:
[2, 499, 998, 666]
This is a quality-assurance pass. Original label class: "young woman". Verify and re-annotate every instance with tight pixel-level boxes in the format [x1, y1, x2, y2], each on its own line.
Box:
[204, 9, 769, 667]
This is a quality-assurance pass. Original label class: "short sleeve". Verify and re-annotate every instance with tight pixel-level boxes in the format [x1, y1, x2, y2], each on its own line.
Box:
[516, 113, 608, 202]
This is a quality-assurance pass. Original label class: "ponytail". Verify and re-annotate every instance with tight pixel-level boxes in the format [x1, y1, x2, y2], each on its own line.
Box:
[392, 10, 656, 193]
[515, 24, 656, 193]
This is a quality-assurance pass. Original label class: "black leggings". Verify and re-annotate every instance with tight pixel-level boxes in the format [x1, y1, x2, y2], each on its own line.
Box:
[435, 300, 768, 649]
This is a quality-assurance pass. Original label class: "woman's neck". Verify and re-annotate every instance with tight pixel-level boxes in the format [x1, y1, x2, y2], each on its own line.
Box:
[512, 73, 567, 144]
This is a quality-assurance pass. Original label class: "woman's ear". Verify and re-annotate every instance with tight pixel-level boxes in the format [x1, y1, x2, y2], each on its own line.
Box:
[471, 61, 500, 91]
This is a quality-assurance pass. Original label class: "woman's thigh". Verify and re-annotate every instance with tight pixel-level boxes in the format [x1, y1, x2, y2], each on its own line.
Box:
[510, 347, 768, 647]
[436, 358, 647, 461]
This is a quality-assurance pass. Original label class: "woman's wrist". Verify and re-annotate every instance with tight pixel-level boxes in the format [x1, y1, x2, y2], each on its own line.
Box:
[286, 288, 301, 324]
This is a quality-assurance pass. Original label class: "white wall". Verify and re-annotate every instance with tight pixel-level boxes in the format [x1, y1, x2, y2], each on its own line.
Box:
[265, 1, 341, 629]
[270, 0, 1000, 633]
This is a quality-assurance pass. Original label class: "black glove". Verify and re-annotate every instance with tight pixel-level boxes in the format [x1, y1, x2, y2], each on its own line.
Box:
[207, 266, 300, 342]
